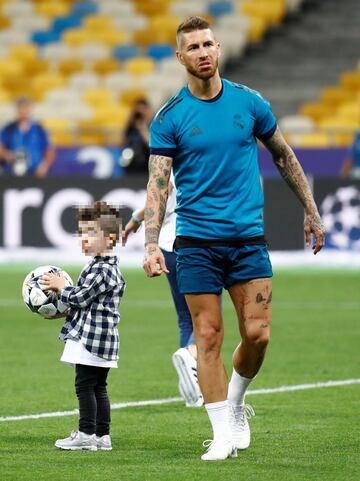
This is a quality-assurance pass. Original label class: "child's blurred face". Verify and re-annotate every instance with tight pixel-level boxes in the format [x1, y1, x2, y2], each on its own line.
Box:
[79, 220, 113, 256]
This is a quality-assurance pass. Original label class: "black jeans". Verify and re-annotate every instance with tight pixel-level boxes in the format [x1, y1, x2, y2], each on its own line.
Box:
[75, 364, 111, 436]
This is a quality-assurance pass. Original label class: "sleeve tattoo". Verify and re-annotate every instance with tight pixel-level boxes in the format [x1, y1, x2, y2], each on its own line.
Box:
[144, 154, 173, 245]
[262, 127, 318, 214]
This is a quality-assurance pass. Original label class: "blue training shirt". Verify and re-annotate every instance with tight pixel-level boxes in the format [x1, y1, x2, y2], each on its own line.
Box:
[150, 78, 277, 239]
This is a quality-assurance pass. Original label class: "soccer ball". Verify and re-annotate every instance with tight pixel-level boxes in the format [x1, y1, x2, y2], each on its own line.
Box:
[320, 186, 360, 250]
[22, 265, 73, 319]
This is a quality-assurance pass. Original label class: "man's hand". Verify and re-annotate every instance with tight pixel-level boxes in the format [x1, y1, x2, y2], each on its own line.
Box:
[143, 243, 169, 277]
[304, 212, 326, 255]
[34, 162, 48, 178]
[122, 218, 141, 246]
[39, 271, 66, 293]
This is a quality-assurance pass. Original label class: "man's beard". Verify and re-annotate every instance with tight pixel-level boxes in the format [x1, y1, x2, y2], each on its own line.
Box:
[186, 59, 218, 80]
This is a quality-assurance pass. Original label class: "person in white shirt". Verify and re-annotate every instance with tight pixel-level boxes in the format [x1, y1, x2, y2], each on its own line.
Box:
[123, 175, 203, 407]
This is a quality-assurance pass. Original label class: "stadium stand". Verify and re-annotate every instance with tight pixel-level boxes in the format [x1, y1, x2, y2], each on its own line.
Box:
[0, 0, 358, 147]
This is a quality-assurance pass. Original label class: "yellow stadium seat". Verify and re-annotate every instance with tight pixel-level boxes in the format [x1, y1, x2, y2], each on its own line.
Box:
[93, 58, 119, 75]
[0, 58, 23, 77]
[23, 58, 49, 76]
[2, 76, 33, 100]
[91, 30, 127, 47]
[125, 57, 155, 76]
[63, 29, 94, 47]
[246, 14, 268, 42]
[134, 0, 171, 16]
[0, 15, 10, 29]
[58, 58, 84, 76]
[0, 88, 11, 102]
[340, 71, 360, 91]
[120, 88, 148, 107]
[31, 73, 66, 101]
[42, 118, 75, 146]
[321, 86, 355, 107]
[295, 131, 331, 147]
[93, 105, 130, 127]
[299, 102, 335, 124]
[241, 0, 285, 26]
[83, 15, 114, 31]
[77, 119, 107, 145]
[83, 88, 115, 107]
[36, 1, 71, 18]
[319, 116, 359, 131]
[9, 44, 38, 62]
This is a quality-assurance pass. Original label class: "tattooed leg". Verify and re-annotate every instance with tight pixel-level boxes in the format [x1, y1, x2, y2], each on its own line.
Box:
[228, 278, 272, 378]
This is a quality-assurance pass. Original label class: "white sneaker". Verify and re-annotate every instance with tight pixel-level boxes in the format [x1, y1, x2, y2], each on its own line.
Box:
[172, 348, 203, 407]
[95, 434, 112, 451]
[228, 403, 255, 450]
[201, 438, 237, 461]
[178, 382, 203, 408]
[55, 430, 97, 451]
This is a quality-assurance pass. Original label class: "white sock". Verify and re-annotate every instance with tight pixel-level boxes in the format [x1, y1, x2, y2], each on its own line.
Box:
[205, 400, 232, 441]
[228, 369, 253, 406]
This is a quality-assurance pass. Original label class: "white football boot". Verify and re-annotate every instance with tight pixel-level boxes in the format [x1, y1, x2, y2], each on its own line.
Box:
[55, 430, 97, 451]
[228, 403, 255, 450]
[201, 438, 237, 461]
[95, 434, 112, 451]
[172, 347, 203, 407]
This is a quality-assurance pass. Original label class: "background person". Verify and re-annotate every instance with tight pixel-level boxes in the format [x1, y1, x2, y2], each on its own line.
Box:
[142, 16, 326, 461]
[340, 130, 360, 179]
[120, 98, 152, 173]
[123, 175, 203, 407]
[0, 96, 54, 177]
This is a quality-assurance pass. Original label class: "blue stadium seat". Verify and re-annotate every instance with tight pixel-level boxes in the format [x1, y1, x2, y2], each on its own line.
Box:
[147, 44, 174, 61]
[72, 2, 98, 18]
[208, 2, 234, 18]
[32, 30, 62, 46]
[113, 44, 140, 61]
[53, 15, 83, 35]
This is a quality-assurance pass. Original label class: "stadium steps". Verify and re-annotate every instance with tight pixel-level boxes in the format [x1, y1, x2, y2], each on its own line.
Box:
[223, 0, 360, 118]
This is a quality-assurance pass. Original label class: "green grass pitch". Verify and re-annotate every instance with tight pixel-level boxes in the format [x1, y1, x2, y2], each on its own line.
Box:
[0, 265, 359, 481]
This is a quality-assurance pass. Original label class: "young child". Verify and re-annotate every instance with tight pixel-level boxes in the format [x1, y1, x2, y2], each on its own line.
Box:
[40, 201, 125, 451]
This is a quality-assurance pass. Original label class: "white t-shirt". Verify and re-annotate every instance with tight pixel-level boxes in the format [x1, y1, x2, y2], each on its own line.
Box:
[158, 173, 176, 252]
[61, 339, 118, 368]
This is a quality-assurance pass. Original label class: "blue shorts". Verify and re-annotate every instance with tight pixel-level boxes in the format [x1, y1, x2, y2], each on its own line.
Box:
[175, 244, 272, 295]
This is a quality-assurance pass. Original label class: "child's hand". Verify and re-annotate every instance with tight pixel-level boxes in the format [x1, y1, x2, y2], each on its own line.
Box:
[39, 271, 66, 294]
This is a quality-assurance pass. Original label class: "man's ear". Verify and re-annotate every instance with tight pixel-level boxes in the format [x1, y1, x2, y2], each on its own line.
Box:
[176, 50, 185, 66]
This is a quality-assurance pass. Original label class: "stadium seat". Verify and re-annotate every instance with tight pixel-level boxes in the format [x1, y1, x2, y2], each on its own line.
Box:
[299, 102, 335, 124]
[42, 118, 75, 146]
[120, 88, 148, 107]
[321, 86, 355, 107]
[72, 1, 98, 18]
[31, 72, 66, 101]
[98, 0, 135, 16]
[76, 43, 111, 62]
[35, 1, 71, 18]
[113, 45, 141, 62]
[58, 58, 85, 76]
[295, 131, 331, 147]
[83, 88, 115, 108]
[340, 71, 360, 91]
[113, 14, 148, 33]
[104, 72, 134, 93]
[93, 58, 119, 75]
[170, 0, 208, 17]
[147, 44, 174, 61]
[134, 0, 172, 17]
[207, 1, 234, 18]
[69, 72, 101, 90]
[32, 30, 62, 46]
[125, 57, 155, 76]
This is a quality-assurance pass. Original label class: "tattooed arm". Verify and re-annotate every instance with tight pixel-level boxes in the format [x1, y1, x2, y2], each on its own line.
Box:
[143, 154, 173, 276]
[262, 126, 326, 254]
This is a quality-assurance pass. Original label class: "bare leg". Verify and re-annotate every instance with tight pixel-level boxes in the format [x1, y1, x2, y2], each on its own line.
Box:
[185, 293, 227, 403]
[228, 278, 272, 378]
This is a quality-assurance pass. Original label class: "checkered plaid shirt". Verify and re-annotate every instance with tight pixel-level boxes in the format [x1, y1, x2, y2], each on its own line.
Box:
[59, 255, 125, 361]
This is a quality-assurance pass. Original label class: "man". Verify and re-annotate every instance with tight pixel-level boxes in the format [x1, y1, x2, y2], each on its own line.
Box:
[0, 97, 54, 177]
[143, 16, 326, 461]
[340, 130, 360, 179]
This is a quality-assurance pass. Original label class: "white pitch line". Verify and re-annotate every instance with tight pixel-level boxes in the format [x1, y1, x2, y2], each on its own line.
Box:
[1, 378, 359, 423]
